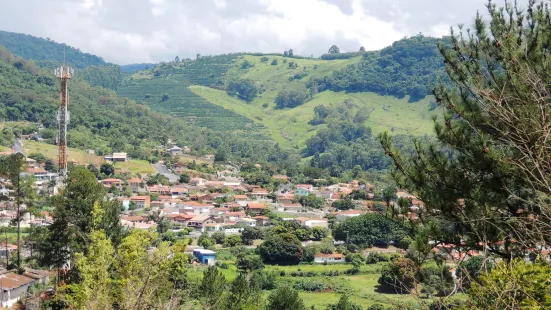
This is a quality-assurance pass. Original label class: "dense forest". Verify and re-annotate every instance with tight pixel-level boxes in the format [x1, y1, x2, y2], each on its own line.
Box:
[308, 35, 447, 101]
[0, 30, 106, 69]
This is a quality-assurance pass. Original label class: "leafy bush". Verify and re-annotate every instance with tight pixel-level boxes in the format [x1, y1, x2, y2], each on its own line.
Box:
[366, 252, 389, 264]
[378, 257, 418, 294]
[275, 89, 307, 109]
[292, 280, 325, 292]
[226, 79, 258, 102]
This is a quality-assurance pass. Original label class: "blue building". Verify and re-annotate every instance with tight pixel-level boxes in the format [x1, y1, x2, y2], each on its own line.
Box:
[193, 249, 216, 265]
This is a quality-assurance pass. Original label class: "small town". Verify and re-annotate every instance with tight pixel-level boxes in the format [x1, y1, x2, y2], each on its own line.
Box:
[0, 0, 550, 309]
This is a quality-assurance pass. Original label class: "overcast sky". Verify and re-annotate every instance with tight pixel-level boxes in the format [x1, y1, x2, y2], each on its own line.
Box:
[0, 0, 529, 64]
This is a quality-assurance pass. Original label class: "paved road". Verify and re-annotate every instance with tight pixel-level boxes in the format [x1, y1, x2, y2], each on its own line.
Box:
[13, 139, 24, 155]
[152, 163, 179, 183]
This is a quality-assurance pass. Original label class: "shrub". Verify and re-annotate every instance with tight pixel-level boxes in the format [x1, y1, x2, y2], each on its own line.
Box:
[366, 252, 389, 264]
[378, 257, 418, 294]
[292, 280, 325, 292]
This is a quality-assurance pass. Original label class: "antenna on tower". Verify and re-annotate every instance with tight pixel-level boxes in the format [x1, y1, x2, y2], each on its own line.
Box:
[54, 61, 74, 184]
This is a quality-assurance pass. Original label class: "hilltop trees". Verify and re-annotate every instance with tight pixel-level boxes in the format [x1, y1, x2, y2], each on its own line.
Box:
[328, 45, 340, 54]
[309, 35, 445, 101]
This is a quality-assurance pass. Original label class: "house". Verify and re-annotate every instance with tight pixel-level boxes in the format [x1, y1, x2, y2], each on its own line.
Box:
[236, 218, 257, 227]
[0, 272, 36, 308]
[277, 193, 295, 204]
[171, 186, 189, 198]
[334, 210, 364, 221]
[304, 218, 329, 228]
[23, 269, 50, 285]
[170, 213, 195, 226]
[27, 167, 56, 181]
[204, 223, 223, 233]
[130, 196, 151, 209]
[192, 204, 215, 215]
[205, 154, 216, 160]
[314, 253, 345, 264]
[147, 185, 171, 195]
[190, 178, 207, 186]
[193, 249, 216, 265]
[224, 211, 246, 221]
[25, 158, 37, 167]
[102, 178, 122, 188]
[296, 184, 314, 191]
[250, 188, 269, 200]
[277, 203, 303, 212]
[167, 146, 183, 156]
[272, 175, 290, 182]
[294, 188, 310, 197]
[246, 203, 265, 215]
[106, 152, 128, 162]
[187, 215, 215, 230]
[254, 216, 270, 226]
[0, 243, 17, 258]
[128, 178, 145, 191]
[234, 194, 248, 202]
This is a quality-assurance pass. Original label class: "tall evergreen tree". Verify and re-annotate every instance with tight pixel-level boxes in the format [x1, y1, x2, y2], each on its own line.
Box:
[379, 0, 551, 261]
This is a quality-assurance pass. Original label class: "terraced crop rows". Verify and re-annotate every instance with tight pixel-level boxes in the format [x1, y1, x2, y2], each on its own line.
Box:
[118, 77, 262, 132]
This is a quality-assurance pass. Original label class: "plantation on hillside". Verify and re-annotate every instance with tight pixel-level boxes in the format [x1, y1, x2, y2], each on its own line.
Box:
[119, 45, 439, 147]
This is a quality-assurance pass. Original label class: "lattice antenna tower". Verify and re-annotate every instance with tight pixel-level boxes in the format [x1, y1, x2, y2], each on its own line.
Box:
[54, 62, 74, 181]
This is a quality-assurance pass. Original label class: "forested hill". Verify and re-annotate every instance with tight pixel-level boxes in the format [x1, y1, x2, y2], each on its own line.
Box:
[0, 46, 290, 164]
[118, 35, 444, 148]
[0, 30, 106, 69]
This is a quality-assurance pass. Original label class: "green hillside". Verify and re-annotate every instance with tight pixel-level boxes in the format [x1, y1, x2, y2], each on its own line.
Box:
[0, 30, 106, 68]
[0, 46, 286, 165]
[118, 46, 440, 148]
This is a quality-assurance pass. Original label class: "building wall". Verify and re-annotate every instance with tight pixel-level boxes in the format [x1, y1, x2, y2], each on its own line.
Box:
[314, 257, 345, 264]
[1, 284, 31, 308]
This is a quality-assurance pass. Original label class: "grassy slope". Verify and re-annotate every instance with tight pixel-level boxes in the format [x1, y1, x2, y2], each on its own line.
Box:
[121, 54, 437, 148]
[190, 86, 437, 148]
[192, 54, 437, 147]
[22, 140, 155, 175]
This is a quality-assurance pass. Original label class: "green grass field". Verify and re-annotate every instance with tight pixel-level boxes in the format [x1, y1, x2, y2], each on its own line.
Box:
[187, 261, 422, 309]
[22, 140, 155, 175]
[190, 85, 438, 148]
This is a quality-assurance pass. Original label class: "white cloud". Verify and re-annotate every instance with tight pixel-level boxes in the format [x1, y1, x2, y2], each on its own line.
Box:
[0, 0, 531, 64]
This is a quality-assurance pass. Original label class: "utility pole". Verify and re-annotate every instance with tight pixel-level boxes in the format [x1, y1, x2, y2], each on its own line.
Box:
[344, 230, 349, 249]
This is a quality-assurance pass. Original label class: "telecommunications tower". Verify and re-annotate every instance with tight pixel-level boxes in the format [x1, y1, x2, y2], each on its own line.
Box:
[54, 65, 74, 181]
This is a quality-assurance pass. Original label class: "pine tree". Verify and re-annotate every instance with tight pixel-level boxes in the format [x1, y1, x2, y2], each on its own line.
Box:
[379, 0, 551, 260]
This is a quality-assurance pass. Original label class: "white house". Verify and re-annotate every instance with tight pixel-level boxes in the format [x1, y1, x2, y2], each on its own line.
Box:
[304, 218, 329, 228]
[314, 253, 346, 264]
[0, 272, 36, 308]
[334, 210, 364, 221]
[236, 218, 257, 227]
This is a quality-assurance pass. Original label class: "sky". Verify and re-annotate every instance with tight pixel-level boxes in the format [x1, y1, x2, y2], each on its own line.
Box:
[0, 0, 529, 65]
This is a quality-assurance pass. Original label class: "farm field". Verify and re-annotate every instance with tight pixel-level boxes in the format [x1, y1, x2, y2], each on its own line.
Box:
[21, 140, 155, 175]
